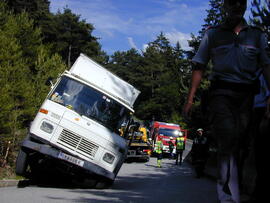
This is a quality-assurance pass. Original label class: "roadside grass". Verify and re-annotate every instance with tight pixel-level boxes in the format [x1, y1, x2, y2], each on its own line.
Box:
[0, 165, 16, 180]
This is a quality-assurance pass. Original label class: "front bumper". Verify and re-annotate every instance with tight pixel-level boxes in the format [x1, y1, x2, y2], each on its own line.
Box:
[21, 138, 115, 180]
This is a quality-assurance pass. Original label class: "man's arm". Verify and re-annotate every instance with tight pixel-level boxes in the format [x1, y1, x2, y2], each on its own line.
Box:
[182, 67, 205, 119]
[182, 28, 211, 119]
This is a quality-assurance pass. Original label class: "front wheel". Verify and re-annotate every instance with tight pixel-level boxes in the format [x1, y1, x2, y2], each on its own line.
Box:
[95, 178, 114, 189]
[15, 149, 28, 176]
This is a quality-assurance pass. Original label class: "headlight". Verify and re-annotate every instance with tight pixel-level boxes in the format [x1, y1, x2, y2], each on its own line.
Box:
[103, 152, 115, 164]
[40, 121, 54, 134]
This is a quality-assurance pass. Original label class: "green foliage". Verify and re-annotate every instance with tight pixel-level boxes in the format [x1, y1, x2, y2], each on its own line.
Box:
[41, 8, 108, 66]
[5, 0, 50, 18]
[250, 0, 270, 42]
[0, 0, 237, 174]
[187, 0, 224, 58]
[0, 1, 66, 160]
[106, 32, 190, 124]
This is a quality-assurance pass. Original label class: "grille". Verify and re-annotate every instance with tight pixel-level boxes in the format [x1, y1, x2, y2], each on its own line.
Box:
[57, 129, 99, 158]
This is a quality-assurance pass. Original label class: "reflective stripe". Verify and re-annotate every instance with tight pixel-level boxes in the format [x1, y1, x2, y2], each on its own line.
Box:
[176, 137, 185, 150]
[156, 141, 163, 154]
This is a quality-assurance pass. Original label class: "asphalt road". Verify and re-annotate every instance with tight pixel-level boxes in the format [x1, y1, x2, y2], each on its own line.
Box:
[0, 146, 218, 203]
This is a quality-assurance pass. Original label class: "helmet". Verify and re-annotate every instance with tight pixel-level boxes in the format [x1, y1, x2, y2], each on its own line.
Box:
[170, 137, 173, 140]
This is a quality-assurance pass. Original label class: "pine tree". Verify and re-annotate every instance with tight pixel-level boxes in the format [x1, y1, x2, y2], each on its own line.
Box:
[250, 0, 270, 42]
[187, 0, 224, 57]
[132, 33, 187, 122]
[107, 48, 143, 87]
[5, 0, 50, 18]
[43, 8, 108, 66]
[5, 1, 108, 66]
[0, 1, 66, 160]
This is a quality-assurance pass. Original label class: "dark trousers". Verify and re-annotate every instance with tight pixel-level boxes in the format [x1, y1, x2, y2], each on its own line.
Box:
[169, 149, 174, 159]
[175, 149, 183, 165]
[208, 89, 254, 203]
[193, 159, 207, 178]
[251, 107, 268, 202]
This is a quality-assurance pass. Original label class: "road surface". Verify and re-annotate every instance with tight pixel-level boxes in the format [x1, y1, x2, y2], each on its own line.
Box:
[0, 146, 217, 203]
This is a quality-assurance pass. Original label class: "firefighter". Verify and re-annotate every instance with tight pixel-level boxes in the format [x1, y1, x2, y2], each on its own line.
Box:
[175, 133, 185, 165]
[155, 138, 163, 168]
[191, 128, 209, 178]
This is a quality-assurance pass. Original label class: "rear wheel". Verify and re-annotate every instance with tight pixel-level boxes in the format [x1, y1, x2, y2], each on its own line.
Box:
[15, 149, 28, 176]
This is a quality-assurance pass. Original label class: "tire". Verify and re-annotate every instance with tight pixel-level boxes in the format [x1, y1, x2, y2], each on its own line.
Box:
[15, 149, 28, 176]
[71, 176, 97, 188]
[95, 179, 114, 189]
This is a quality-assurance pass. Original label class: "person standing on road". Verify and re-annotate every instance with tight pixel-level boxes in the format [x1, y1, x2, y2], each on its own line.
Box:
[175, 134, 185, 165]
[182, 0, 270, 202]
[168, 137, 175, 159]
[191, 128, 209, 178]
[155, 138, 163, 168]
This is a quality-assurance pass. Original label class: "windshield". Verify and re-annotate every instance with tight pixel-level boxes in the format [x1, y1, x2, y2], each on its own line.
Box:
[49, 76, 131, 133]
[158, 128, 181, 137]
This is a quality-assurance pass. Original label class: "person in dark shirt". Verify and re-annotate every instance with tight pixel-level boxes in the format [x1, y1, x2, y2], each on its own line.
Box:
[183, 0, 270, 202]
[168, 137, 175, 159]
[191, 128, 209, 178]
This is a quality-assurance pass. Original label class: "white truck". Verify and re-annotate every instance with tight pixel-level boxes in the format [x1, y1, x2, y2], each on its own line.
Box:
[16, 53, 140, 188]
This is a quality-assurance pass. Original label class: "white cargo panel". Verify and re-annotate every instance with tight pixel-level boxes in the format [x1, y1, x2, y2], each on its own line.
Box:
[69, 54, 140, 107]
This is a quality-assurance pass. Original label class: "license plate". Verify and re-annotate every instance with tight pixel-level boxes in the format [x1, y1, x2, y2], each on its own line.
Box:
[129, 150, 136, 155]
[58, 151, 84, 167]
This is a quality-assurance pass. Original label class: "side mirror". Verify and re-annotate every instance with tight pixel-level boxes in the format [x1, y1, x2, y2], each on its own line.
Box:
[45, 77, 54, 89]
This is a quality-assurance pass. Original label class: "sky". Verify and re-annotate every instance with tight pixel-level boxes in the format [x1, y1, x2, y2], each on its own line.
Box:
[49, 0, 253, 55]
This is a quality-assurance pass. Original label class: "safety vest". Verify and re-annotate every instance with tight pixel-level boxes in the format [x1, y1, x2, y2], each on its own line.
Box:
[156, 140, 163, 154]
[176, 137, 185, 150]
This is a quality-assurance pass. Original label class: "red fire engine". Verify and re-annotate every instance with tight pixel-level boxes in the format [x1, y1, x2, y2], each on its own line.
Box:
[150, 121, 187, 155]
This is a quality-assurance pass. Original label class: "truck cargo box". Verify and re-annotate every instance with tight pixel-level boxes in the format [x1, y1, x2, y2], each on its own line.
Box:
[70, 54, 140, 108]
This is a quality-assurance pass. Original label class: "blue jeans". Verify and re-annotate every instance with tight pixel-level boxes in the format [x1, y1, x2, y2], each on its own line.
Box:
[208, 89, 254, 203]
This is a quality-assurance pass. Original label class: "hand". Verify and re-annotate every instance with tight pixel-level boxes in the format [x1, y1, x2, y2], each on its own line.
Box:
[182, 101, 193, 120]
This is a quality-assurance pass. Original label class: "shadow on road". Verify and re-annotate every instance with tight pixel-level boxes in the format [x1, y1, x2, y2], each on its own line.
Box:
[17, 151, 218, 203]
[66, 161, 216, 203]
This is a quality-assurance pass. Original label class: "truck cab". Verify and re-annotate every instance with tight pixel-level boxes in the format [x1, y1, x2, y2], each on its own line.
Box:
[150, 122, 186, 155]
[16, 54, 140, 188]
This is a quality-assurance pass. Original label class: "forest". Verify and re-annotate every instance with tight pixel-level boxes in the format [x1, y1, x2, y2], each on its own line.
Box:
[0, 0, 269, 178]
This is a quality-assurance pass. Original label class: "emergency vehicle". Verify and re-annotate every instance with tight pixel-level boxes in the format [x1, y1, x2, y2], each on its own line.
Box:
[150, 121, 187, 155]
